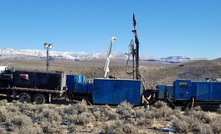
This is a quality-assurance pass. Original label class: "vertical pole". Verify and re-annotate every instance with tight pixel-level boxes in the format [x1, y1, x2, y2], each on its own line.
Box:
[46, 48, 49, 71]
[44, 43, 52, 72]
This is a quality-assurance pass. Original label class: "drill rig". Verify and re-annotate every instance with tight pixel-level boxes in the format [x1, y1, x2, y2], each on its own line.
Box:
[104, 37, 116, 78]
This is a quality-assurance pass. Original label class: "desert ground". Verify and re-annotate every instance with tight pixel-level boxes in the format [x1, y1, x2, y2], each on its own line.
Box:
[0, 57, 221, 133]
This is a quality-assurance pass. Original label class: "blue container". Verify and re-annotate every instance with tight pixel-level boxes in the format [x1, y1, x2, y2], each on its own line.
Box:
[93, 79, 142, 105]
[75, 75, 85, 83]
[66, 74, 86, 91]
[66, 75, 76, 91]
[75, 82, 93, 93]
[191, 82, 221, 101]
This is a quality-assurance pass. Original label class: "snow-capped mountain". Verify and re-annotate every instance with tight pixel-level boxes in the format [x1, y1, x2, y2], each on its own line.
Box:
[160, 56, 191, 63]
[0, 48, 205, 63]
[160, 56, 207, 63]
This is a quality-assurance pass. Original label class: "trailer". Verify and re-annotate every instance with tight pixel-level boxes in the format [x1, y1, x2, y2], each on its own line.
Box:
[66, 76, 143, 105]
[0, 68, 67, 104]
[155, 80, 221, 110]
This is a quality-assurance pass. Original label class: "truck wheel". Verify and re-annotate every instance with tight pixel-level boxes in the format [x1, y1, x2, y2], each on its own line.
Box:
[33, 94, 46, 104]
[19, 93, 31, 103]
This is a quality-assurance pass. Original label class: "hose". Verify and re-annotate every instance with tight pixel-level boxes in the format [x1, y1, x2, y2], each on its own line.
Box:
[191, 97, 195, 109]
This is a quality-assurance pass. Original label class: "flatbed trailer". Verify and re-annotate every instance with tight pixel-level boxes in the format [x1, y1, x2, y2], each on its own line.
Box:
[0, 87, 66, 104]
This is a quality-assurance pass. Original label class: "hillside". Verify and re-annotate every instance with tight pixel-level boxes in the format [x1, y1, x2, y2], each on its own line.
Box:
[1, 57, 221, 89]
[142, 58, 221, 87]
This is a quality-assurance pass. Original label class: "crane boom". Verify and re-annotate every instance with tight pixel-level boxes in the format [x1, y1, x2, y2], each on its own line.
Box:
[104, 37, 116, 78]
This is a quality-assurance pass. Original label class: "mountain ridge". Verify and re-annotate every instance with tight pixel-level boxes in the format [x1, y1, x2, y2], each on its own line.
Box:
[0, 48, 207, 63]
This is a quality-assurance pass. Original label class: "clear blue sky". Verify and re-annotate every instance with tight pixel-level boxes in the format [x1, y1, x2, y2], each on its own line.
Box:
[0, 0, 220, 59]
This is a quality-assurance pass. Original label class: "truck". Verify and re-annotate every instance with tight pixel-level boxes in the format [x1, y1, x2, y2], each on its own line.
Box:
[0, 67, 143, 105]
[0, 67, 67, 104]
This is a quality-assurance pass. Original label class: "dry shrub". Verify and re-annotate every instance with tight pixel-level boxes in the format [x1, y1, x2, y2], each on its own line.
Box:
[15, 125, 43, 134]
[122, 123, 138, 133]
[16, 102, 37, 117]
[148, 101, 174, 119]
[41, 122, 65, 134]
[134, 107, 145, 119]
[217, 105, 221, 114]
[101, 120, 124, 134]
[35, 105, 44, 112]
[6, 104, 19, 113]
[64, 105, 78, 115]
[71, 112, 95, 125]
[0, 108, 9, 122]
[11, 115, 33, 129]
[172, 115, 195, 133]
[192, 106, 202, 111]
[188, 110, 215, 123]
[0, 128, 7, 134]
[117, 101, 134, 117]
[41, 122, 52, 133]
[136, 118, 153, 126]
[104, 109, 119, 121]
[102, 120, 137, 134]
[93, 110, 101, 121]
[153, 101, 168, 108]
[41, 122, 64, 134]
[172, 113, 212, 133]
[211, 118, 221, 133]
[142, 109, 155, 119]
[75, 100, 88, 113]
[0, 99, 8, 106]
[90, 105, 119, 122]
[50, 127, 68, 134]
[68, 124, 76, 133]
[11, 101, 56, 123]
[132, 107, 153, 126]
[43, 109, 61, 122]
[32, 105, 44, 118]
[98, 105, 119, 121]
[60, 105, 78, 120]
[193, 122, 213, 134]
[199, 125, 213, 134]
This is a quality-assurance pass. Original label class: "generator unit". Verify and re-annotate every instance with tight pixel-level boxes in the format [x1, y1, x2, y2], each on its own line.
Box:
[155, 80, 221, 109]
[173, 80, 221, 102]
